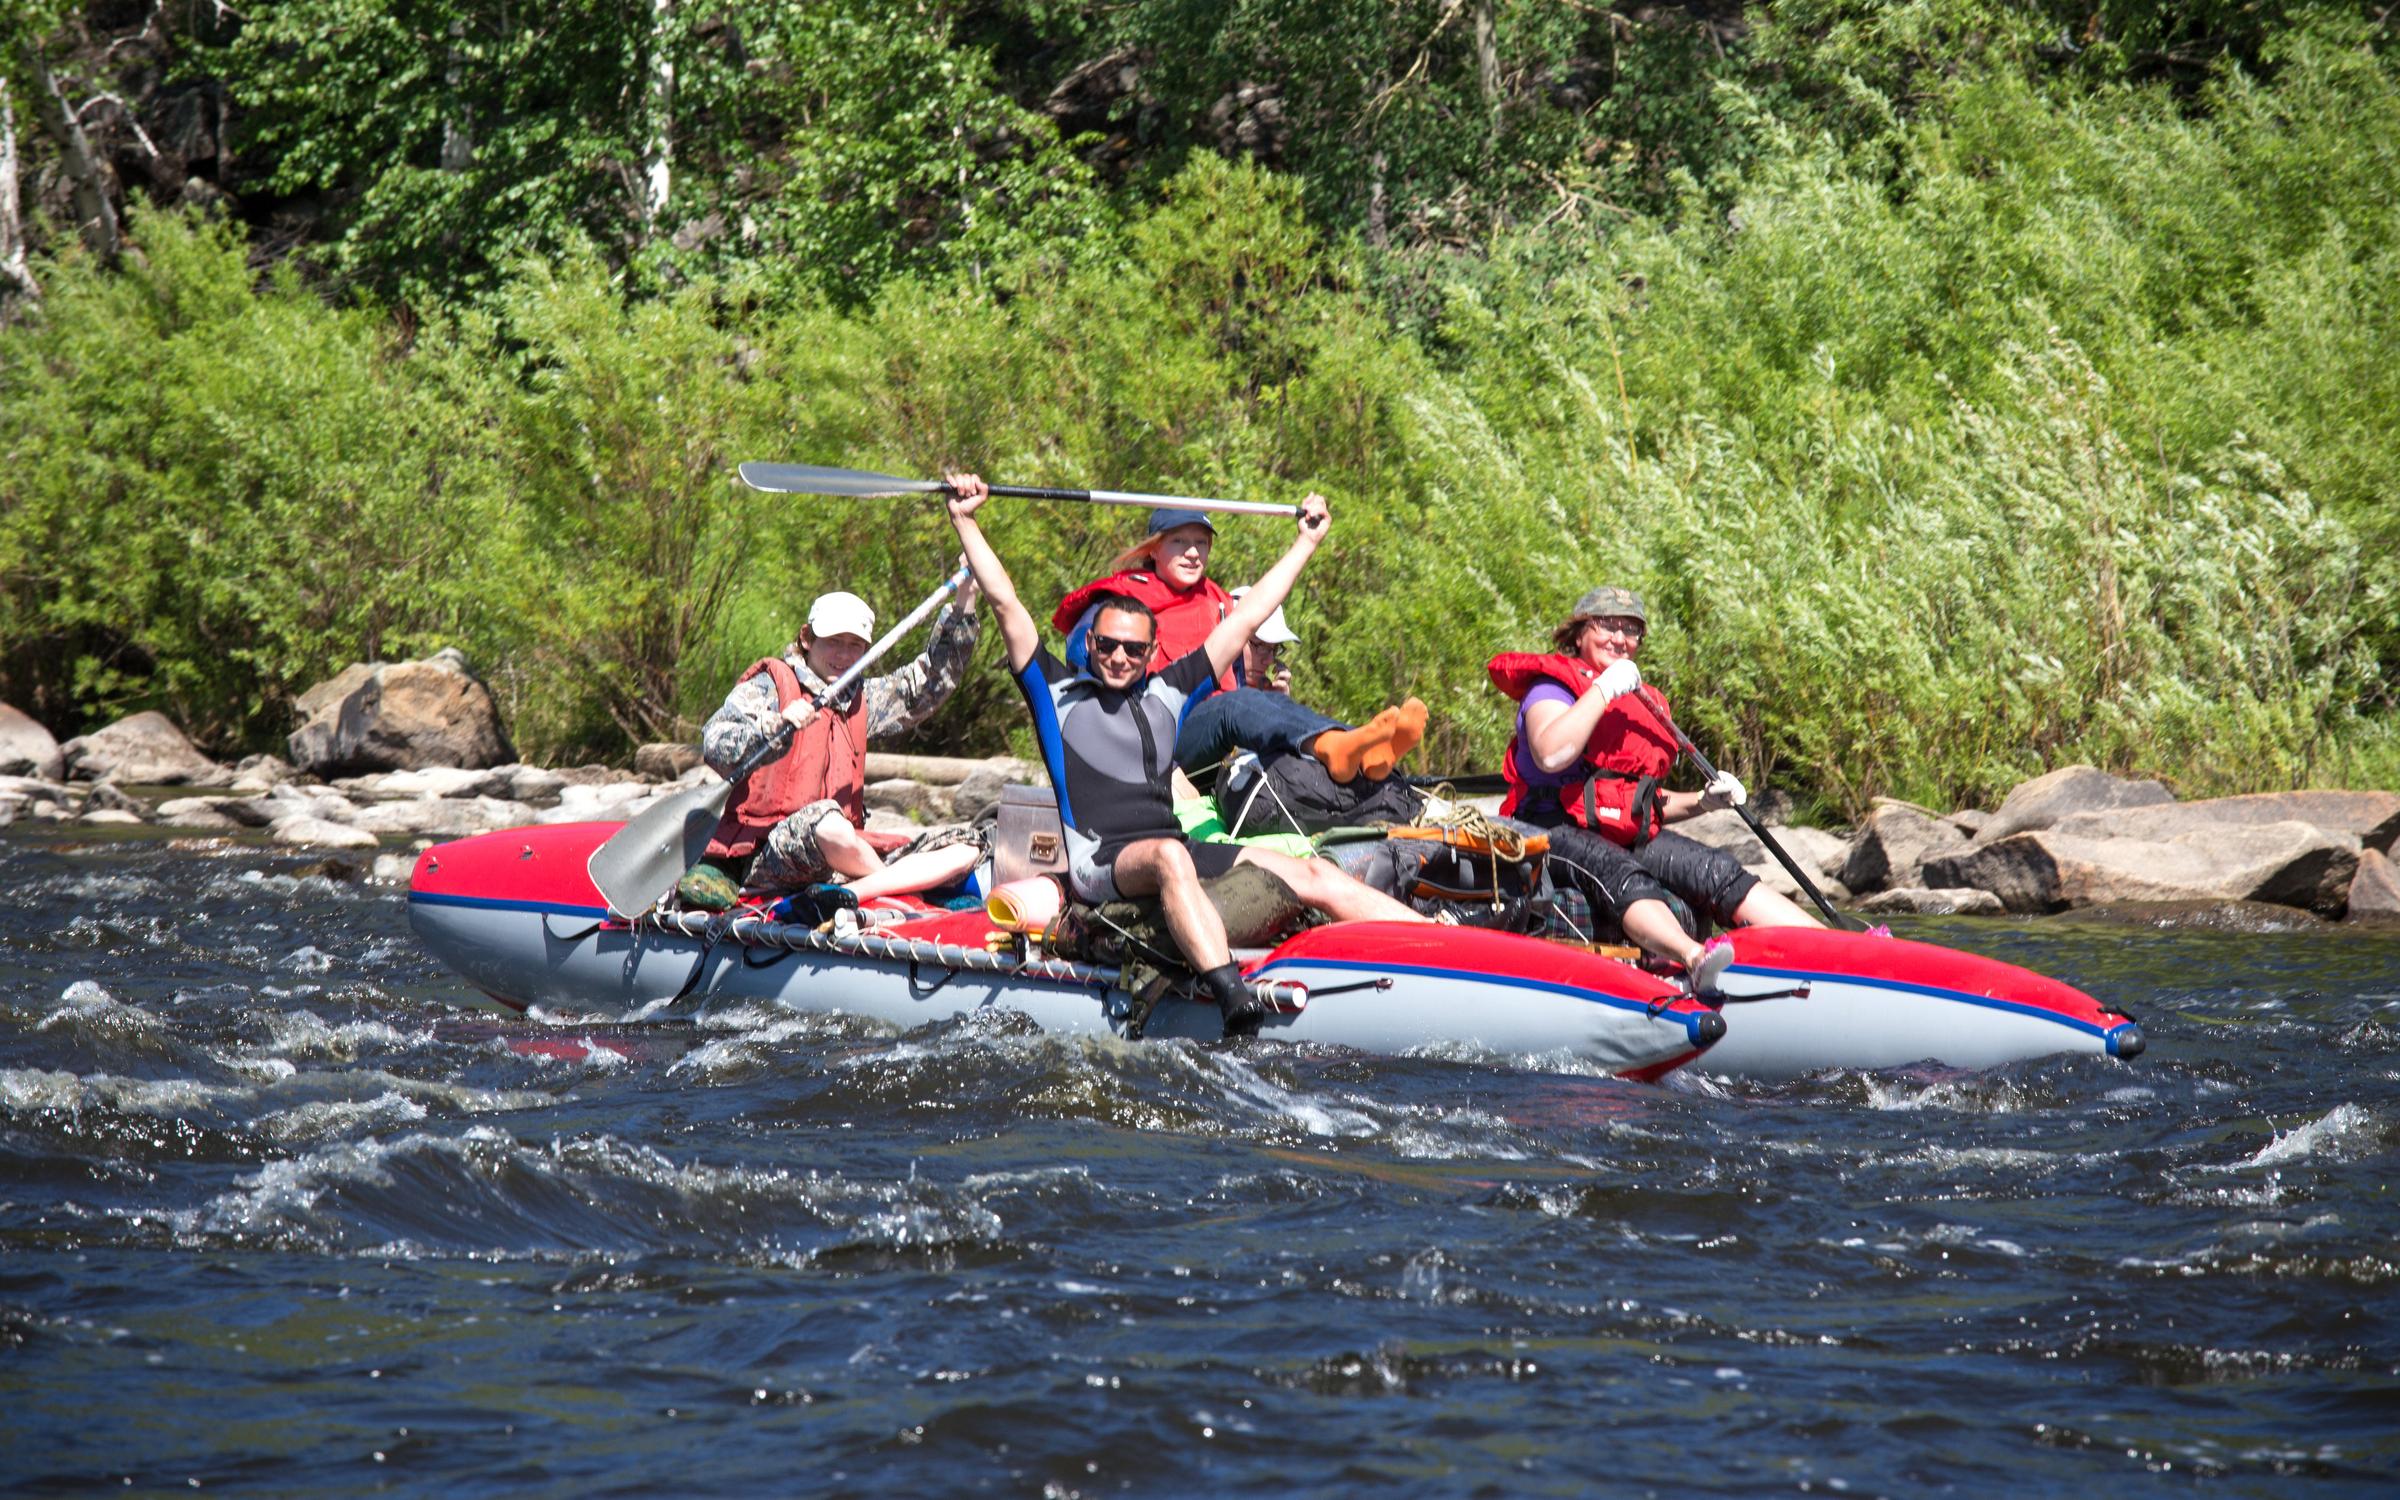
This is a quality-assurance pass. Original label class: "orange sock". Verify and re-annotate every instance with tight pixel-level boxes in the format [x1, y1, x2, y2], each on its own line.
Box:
[1360, 746, 1397, 781]
[1311, 713, 1398, 784]
[1388, 697, 1427, 763]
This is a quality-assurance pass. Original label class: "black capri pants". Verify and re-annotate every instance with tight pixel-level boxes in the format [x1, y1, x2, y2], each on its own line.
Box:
[1515, 792, 1759, 930]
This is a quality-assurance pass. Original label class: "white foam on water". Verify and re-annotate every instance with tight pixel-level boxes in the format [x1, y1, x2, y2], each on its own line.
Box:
[1, 1067, 88, 1113]
[1861, 1074, 2029, 1114]
[257, 1092, 430, 1143]
[259, 1009, 424, 1059]
[40, 982, 164, 1035]
[279, 946, 337, 975]
[2240, 1102, 2379, 1169]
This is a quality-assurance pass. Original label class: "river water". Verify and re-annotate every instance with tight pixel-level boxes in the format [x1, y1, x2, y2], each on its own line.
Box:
[3, 826, 2395, 1496]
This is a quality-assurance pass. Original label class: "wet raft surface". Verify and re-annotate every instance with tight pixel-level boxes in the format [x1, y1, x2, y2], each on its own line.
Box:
[3, 829, 2397, 1496]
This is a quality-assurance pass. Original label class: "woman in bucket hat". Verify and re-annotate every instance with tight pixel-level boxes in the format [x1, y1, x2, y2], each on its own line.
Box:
[1488, 586, 1819, 983]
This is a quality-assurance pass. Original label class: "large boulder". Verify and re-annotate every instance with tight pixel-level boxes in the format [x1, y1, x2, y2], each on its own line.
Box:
[2349, 848, 2400, 923]
[1974, 765, 2173, 845]
[1924, 821, 2359, 916]
[634, 742, 704, 781]
[2054, 790, 2400, 853]
[59, 711, 229, 785]
[0, 704, 64, 780]
[287, 649, 514, 777]
[1674, 808, 1766, 864]
[1839, 800, 1968, 894]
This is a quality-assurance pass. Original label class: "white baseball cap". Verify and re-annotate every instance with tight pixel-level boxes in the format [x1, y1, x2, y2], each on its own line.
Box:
[1231, 585, 1299, 645]
[806, 591, 875, 642]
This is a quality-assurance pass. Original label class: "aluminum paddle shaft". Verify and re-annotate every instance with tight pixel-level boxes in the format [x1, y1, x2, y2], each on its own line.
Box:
[586, 564, 973, 918]
[737, 461, 1297, 518]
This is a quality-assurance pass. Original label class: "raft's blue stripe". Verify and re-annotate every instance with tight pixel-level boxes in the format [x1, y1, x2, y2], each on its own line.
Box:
[1728, 962, 2116, 1040]
[1247, 955, 1712, 1047]
[408, 891, 611, 919]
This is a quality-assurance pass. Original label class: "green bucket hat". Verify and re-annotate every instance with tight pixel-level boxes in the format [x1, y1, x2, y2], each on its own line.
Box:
[1570, 586, 1647, 625]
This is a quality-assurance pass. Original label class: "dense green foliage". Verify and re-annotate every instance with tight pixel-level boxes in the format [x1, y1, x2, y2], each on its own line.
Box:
[2, 2, 2394, 811]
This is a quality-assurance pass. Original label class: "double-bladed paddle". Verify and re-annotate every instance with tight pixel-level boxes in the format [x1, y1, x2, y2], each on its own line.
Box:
[1637, 688, 1867, 932]
[737, 462, 1298, 518]
[586, 563, 974, 918]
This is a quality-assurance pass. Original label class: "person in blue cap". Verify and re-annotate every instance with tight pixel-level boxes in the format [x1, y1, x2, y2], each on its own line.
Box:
[1051, 507, 1237, 686]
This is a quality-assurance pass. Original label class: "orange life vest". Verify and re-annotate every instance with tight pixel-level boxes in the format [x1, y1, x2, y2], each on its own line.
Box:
[1486, 651, 1679, 847]
[703, 655, 868, 861]
[1052, 570, 1235, 686]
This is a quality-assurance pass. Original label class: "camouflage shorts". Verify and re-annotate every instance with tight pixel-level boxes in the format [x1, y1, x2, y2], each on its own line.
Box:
[748, 799, 990, 897]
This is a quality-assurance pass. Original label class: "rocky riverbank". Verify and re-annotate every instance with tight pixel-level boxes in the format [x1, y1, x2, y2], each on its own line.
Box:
[3, 661, 2394, 925]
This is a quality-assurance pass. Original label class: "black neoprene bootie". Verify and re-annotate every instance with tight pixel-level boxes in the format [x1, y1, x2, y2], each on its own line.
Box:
[1201, 962, 1265, 1038]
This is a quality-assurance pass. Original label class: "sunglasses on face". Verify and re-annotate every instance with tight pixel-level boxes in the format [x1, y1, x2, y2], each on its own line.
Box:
[1089, 633, 1154, 661]
[1585, 617, 1644, 640]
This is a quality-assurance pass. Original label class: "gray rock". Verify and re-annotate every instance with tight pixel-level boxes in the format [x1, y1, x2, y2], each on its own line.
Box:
[865, 778, 952, 821]
[634, 743, 703, 781]
[370, 852, 418, 884]
[1840, 801, 1968, 894]
[60, 711, 230, 786]
[1857, 886, 2006, 916]
[1742, 860, 1851, 907]
[502, 764, 568, 803]
[334, 765, 510, 800]
[346, 796, 537, 838]
[287, 648, 515, 776]
[0, 703, 64, 780]
[269, 815, 380, 850]
[155, 795, 233, 821]
[1675, 808, 1765, 864]
[1949, 809, 1991, 836]
[1925, 822, 2359, 916]
[1974, 765, 2173, 845]
[953, 765, 1010, 824]
[160, 806, 240, 832]
[2350, 848, 2400, 922]
[553, 763, 637, 787]
[1769, 824, 1855, 881]
[2052, 899, 2330, 933]
[2054, 790, 2400, 852]
[79, 808, 145, 826]
[863, 807, 921, 836]
[84, 782, 148, 815]
[0, 798, 21, 828]
[230, 753, 298, 788]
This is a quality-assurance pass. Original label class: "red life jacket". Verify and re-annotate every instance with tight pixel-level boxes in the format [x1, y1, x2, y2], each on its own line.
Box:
[1487, 651, 1680, 847]
[1052, 570, 1235, 685]
[703, 655, 868, 862]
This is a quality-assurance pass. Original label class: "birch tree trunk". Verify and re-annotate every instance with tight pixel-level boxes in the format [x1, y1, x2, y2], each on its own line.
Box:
[1474, 1, 1501, 124]
[1, 77, 39, 308]
[440, 20, 474, 172]
[17, 37, 121, 264]
[640, 0, 676, 230]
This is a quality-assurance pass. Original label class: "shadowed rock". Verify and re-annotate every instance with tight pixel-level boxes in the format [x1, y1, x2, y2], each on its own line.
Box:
[60, 711, 230, 785]
[2051, 900, 2330, 934]
[634, 743, 703, 781]
[0, 704, 64, 780]
[1840, 800, 1967, 894]
[1926, 822, 2359, 915]
[1974, 765, 2173, 845]
[288, 649, 514, 777]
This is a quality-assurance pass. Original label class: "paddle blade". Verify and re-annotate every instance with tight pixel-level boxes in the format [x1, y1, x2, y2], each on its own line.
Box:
[738, 462, 946, 499]
[587, 778, 736, 917]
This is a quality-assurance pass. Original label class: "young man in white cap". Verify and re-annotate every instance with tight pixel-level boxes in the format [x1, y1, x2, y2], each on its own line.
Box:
[678, 581, 985, 910]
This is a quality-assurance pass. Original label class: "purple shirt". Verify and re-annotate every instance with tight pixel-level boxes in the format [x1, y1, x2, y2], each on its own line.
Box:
[1508, 681, 1582, 789]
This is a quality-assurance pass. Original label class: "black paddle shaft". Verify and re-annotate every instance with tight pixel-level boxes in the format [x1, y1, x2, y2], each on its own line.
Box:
[1636, 689, 1862, 931]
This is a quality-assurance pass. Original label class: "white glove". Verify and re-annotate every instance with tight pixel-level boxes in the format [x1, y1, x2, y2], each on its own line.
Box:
[1702, 771, 1747, 809]
[1592, 658, 1642, 702]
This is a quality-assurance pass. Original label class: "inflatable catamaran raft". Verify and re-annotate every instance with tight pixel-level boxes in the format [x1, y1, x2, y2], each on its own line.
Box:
[406, 820, 2144, 1082]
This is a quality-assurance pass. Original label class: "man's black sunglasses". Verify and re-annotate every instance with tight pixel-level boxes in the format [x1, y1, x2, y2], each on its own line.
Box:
[1089, 633, 1153, 661]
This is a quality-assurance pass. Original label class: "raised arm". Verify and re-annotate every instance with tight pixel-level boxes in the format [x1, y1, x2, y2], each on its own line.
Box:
[1200, 492, 1328, 676]
[944, 473, 1039, 671]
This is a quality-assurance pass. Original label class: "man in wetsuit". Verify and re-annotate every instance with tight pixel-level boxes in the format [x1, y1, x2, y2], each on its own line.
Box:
[944, 473, 1431, 1034]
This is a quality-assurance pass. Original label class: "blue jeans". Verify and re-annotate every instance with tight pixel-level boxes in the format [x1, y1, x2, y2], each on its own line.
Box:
[1173, 688, 1345, 770]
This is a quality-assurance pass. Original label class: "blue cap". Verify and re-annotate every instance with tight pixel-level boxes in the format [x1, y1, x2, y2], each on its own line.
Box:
[1146, 507, 1216, 536]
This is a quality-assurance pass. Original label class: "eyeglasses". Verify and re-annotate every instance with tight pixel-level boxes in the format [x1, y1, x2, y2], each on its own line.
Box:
[1089, 633, 1154, 661]
[1584, 617, 1644, 640]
